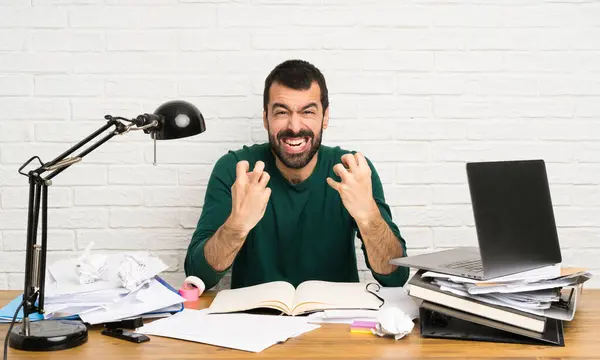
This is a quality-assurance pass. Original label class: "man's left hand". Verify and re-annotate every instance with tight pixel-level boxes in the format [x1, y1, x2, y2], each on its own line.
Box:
[327, 153, 379, 225]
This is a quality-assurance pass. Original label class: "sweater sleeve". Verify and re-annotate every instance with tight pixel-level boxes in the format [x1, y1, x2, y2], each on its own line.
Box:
[184, 152, 237, 290]
[357, 157, 410, 287]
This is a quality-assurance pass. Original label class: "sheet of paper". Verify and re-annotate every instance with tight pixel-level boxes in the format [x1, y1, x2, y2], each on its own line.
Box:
[306, 314, 377, 324]
[43, 304, 102, 320]
[45, 287, 129, 304]
[501, 290, 560, 302]
[316, 309, 379, 319]
[421, 264, 562, 284]
[437, 284, 552, 313]
[138, 309, 321, 353]
[485, 292, 551, 310]
[79, 278, 185, 325]
[465, 272, 591, 295]
[306, 309, 378, 324]
[433, 279, 558, 309]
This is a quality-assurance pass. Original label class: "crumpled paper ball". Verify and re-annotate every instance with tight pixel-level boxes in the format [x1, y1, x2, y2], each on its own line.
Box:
[76, 253, 107, 285]
[118, 254, 150, 291]
[372, 307, 415, 340]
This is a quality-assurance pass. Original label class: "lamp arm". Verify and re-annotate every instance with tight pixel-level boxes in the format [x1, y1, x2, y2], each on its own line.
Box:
[18, 115, 155, 325]
[8, 100, 203, 353]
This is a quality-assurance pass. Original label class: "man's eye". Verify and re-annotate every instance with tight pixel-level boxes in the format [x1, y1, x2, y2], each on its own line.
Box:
[275, 111, 287, 116]
[304, 110, 315, 114]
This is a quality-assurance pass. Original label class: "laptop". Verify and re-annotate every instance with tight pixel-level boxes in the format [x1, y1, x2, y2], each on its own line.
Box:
[390, 159, 562, 280]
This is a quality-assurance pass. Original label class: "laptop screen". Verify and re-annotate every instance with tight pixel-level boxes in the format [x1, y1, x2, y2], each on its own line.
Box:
[466, 159, 562, 278]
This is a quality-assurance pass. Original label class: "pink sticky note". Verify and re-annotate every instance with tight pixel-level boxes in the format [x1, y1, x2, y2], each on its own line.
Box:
[351, 320, 377, 329]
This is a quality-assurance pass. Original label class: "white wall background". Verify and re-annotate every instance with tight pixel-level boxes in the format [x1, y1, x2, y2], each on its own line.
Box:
[0, 0, 599, 290]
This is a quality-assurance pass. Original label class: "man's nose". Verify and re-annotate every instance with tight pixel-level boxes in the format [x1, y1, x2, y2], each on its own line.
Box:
[287, 113, 303, 133]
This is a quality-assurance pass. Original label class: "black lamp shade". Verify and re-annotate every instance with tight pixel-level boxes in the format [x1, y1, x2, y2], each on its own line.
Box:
[153, 100, 206, 140]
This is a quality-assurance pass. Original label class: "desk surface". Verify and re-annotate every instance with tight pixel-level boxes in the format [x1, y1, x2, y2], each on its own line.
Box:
[1, 289, 599, 360]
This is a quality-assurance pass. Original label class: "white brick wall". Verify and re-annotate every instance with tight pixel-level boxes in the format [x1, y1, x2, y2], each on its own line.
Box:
[0, 1, 599, 291]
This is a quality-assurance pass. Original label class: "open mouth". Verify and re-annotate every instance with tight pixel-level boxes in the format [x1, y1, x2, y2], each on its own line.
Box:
[280, 136, 311, 154]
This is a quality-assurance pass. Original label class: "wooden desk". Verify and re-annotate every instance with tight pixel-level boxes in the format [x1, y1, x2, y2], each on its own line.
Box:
[1, 290, 599, 359]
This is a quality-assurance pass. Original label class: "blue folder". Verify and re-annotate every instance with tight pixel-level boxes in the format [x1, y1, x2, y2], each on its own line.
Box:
[0, 295, 45, 323]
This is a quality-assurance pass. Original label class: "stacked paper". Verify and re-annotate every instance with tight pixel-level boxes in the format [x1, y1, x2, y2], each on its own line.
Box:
[0, 251, 186, 324]
[421, 267, 591, 321]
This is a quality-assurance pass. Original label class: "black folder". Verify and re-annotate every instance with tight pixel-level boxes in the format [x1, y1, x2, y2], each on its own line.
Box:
[419, 301, 564, 346]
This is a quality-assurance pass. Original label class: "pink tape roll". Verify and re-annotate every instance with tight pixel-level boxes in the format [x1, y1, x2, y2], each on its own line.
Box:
[178, 275, 205, 301]
[178, 285, 199, 301]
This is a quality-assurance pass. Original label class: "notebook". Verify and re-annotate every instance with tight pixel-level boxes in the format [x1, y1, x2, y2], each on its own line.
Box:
[207, 280, 383, 316]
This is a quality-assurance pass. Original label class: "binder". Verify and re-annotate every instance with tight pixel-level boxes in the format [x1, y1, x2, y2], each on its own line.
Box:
[140, 276, 184, 317]
[408, 270, 547, 332]
[419, 301, 564, 346]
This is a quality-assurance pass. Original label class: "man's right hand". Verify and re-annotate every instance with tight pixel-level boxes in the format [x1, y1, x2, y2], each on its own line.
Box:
[226, 160, 271, 237]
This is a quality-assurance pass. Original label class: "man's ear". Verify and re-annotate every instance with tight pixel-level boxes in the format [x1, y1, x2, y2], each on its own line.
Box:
[323, 107, 330, 129]
[263, 110, 268, 130]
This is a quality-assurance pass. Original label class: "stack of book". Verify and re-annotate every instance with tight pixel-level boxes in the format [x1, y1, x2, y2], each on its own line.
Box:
[407, 267, 591, 346]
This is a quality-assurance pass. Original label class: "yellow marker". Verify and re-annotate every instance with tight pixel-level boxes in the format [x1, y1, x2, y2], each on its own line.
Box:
[350, 328, 373, 334]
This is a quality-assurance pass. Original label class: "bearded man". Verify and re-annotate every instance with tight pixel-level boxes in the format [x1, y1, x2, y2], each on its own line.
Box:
[184, 59, 409, 289]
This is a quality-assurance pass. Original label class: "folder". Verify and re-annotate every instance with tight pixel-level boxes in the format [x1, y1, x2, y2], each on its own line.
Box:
[0, 296, 45, 323]
[408, 270, 547, 332]
[143, 276, 185, 317]
[419, 301, 564, 346]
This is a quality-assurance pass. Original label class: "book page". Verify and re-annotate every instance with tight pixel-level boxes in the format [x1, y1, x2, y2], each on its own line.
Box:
[291, 281, 382, 315]
[208, 281, 296, 315]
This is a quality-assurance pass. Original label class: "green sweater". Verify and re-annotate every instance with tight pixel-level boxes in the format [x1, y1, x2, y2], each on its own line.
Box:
[184, 143, 409, 289]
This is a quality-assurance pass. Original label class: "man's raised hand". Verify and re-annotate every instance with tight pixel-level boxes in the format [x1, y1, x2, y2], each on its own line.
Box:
[326, 153, 379, 225]
[227, 160, 271, 237]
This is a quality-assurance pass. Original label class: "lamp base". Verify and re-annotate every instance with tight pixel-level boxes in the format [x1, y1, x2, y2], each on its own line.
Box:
[9, 319, 88, 351]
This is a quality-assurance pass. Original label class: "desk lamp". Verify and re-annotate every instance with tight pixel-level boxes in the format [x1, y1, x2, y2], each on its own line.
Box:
[6, 100, 206, 352]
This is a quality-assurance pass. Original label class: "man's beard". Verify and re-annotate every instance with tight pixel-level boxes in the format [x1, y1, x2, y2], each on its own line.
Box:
[268, 125, 323, 170]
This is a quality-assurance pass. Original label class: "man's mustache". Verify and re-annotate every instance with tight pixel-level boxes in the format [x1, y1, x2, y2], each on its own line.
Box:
[277, 129, 314, 141]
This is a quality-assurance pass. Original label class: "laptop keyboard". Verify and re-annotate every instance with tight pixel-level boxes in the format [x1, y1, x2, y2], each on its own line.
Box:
[444, 259, 484, 273]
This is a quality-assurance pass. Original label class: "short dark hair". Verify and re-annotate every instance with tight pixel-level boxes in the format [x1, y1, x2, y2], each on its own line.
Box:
[263, 59, 329, 115]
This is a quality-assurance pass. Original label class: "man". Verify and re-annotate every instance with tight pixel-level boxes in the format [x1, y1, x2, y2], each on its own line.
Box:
[184, 59, 409, 290]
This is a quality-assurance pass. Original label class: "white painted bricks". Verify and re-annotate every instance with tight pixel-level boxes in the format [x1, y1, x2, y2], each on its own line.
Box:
[1, 1, 599, 290]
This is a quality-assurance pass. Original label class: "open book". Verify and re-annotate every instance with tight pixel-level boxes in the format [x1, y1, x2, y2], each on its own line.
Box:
[207, 280, 383, 316]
